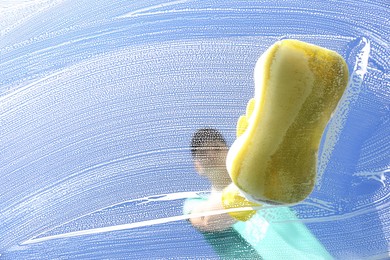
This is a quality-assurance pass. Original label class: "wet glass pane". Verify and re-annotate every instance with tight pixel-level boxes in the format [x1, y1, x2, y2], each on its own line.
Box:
[1, 1, 388, 259]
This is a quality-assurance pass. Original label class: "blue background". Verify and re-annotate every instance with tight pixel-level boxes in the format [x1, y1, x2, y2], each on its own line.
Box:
[0, 0, 389, 259]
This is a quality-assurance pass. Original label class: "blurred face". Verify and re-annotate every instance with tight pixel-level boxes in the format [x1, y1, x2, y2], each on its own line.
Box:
[194, 143, 228, 178]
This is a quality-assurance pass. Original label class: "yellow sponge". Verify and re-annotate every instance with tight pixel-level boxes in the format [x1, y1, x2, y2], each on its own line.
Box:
[223, 39, 349, 214]
[221, 183, 259, 221]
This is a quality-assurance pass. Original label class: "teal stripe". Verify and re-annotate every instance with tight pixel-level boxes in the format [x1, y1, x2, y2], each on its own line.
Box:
[202, 228, 263, 259]
[184, 198, 262, 259]
[233, 207, 333, 259]
[184, 198, 333, 259]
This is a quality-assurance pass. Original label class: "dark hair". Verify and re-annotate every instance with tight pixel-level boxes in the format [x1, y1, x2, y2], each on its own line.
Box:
[191, 128, 227, 159]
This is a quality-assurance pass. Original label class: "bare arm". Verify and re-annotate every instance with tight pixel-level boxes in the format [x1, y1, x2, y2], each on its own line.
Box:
[189, 192, 237, 232]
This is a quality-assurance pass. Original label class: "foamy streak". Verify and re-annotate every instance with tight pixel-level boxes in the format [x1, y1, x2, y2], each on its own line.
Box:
[0, 0, 64, 37]
[116, 0, 189, 18]
[317, 37, 370, 187]
[353, 169, 389, 187]
[21, 206, 257, 245]
[22, 197, 389, 245]
[17, 191, 204, 244]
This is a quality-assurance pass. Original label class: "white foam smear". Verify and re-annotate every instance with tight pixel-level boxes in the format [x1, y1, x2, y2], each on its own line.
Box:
[353, 169, 389, 187]
[22, 214, 193, 245]
[116, 0, 190, 19]
[0, 0, 43, 8]
[23, 186, 371, 246]
[17, 192, 185, 243]
[22, 203, 257, 245]
[0, 0, 65, 37]
[317, 37, 371, 187]
[1, 0, 389, 258]
[22, 185, 386, 246]
[18, 191, 203, 244]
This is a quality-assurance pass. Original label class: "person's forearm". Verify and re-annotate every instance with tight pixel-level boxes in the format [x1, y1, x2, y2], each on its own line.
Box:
[189, 196, 237, 232]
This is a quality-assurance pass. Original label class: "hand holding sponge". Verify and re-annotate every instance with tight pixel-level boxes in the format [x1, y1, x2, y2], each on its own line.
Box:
[222, 39, 349, 220]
